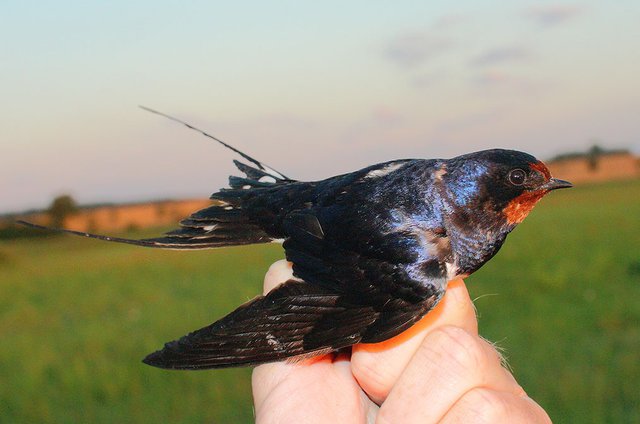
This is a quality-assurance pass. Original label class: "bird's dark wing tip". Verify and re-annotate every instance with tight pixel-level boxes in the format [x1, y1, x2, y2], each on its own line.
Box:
[142, 350, 165, 368]
[142, 348, 185, 370]
[142, 340, 205, 370]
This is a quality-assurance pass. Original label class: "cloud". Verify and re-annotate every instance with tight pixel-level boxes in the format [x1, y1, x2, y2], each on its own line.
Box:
[384, 32, 452, 67]
[470, 70, 549, 97]
[382, 13, 466, 68]
[471, 70, 540, 89]
[472, 70, 535, 91]
[432, 13, 466, 30]
[471, 46, 531, 67]
[473, 70, 518, 86]
[525, 4, 583, 27]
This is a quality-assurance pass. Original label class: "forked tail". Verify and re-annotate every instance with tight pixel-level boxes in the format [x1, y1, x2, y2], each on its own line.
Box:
[17, 108, 296, 249]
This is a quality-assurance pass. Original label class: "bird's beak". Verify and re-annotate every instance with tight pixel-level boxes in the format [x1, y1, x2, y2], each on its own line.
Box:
[542, 178, 573, 191]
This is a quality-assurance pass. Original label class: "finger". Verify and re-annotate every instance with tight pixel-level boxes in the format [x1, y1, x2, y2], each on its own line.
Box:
[254, 355, 367, 423]
[377, 326, 523, 424]
[254, 262, 365, 405]
[252, 260, 298, 408]
[252, 261, 362, 410]
[262, 259, 295, 293]
[440, 388, 551, 424]
[351, 279, 478, 404]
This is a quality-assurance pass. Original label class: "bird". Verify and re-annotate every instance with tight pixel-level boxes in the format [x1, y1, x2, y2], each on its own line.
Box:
[19, 108, 572, 370]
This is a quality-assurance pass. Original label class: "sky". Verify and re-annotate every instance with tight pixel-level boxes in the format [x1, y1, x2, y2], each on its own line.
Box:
[1, 1, 639, 213]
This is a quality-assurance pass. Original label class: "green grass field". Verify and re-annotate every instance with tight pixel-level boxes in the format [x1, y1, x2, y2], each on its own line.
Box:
[1, 179, 639, 423]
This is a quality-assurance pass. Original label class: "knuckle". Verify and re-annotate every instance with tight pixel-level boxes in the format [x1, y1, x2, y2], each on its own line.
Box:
[263, 260, 293, 292]
[462, 387, 511, 423]
[431, 326, 487, 373]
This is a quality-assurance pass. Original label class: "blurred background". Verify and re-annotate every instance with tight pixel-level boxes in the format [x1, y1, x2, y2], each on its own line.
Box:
[1, 1, 639, 422]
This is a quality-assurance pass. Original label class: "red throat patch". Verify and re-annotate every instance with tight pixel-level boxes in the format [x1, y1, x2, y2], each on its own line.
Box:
[503, 160, 552, 224]
[503, 190, 546, 225]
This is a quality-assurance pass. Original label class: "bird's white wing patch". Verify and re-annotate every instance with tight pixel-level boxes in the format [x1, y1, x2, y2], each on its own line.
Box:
[364, 162, 407, 179]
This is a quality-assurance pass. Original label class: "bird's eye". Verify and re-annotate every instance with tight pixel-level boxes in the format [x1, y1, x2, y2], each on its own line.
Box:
[508, 169, 526, 186]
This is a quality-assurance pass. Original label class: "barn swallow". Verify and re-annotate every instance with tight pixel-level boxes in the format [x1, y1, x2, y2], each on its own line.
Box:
[19, 108, 572, 370]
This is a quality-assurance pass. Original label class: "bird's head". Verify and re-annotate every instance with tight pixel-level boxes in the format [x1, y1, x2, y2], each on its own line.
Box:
[444, 149, 572, 229]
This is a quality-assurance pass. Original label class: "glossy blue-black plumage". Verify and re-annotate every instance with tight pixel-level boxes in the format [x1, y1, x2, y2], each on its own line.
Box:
[19, 136, 568, 370]
[138, 148, 570, 370]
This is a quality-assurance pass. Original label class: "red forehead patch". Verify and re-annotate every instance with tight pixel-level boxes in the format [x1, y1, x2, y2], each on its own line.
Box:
[503, 191, 546, 225]
[530, 161, 551, 179]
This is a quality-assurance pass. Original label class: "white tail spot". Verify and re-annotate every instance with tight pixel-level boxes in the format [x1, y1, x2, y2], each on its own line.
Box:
[259, 175, 277, 184]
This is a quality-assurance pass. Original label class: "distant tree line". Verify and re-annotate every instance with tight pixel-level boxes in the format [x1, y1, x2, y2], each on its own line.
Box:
[0, 195, 78, 239]
[48, 195, 78, 227]
[549, 145, 632, 171]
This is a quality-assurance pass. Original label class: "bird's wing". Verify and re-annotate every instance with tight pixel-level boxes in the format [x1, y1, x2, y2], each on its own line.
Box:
[143, 210, 447, 370]
[144, 280, 377, 369]
[281, 210, 448, 344]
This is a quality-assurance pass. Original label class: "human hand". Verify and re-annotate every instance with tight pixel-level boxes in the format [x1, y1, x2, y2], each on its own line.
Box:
[252, 260, 551, 423]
